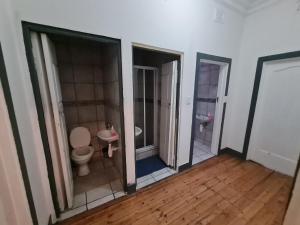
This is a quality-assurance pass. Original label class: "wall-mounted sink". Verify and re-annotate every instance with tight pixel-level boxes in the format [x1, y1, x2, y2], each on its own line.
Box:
[135, 126, 142, 137]
[97, 129, 119, 143]
[196, 114, 213, 124]
[97, 129, 119, 158]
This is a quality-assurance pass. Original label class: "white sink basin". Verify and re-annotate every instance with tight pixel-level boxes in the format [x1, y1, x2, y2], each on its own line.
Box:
[196, 114, 212, 124]
[97, 129, 119, 142]
[135, 126, 142, 137]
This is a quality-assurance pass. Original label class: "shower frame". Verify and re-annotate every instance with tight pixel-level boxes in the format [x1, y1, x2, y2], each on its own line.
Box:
[133, 65, 159, 154]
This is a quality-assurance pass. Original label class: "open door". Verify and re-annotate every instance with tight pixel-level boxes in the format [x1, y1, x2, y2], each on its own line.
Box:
[31, 32, 66, 210]
[41, 34, 74, 208]
[159, 61, 178, 167]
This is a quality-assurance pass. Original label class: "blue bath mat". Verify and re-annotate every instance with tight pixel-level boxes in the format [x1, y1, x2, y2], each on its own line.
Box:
[136, 155, 167, 178]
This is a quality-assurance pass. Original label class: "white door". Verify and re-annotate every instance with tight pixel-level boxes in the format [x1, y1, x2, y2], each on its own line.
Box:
[41, 34, 74, 208]
[31, 32, 66, 210]
[248, 58, 300, 176]
[210, 63, 228, 155]
[159, 61, 178, 167]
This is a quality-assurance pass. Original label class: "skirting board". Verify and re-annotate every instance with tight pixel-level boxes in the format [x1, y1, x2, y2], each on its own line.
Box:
[219, 147, 244, 159]
[126, 183, 136, 194]
[178, 163, 191, 172]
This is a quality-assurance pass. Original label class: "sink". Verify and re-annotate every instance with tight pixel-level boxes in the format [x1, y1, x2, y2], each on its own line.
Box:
[196, 114, 212, 124]
[135, 126, 142, 137]
[97, 129, 119, 142]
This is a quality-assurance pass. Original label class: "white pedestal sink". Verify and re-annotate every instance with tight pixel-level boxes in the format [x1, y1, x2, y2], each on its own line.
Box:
[97, 129, 119, 158]
[135, 126, 142, 137]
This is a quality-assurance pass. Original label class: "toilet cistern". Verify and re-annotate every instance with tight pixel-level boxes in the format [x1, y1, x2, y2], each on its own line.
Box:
[97, 127, 119, 158]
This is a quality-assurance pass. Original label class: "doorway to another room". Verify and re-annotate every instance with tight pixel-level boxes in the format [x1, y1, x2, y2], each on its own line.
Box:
[244, 55, 300, 176]
[24, 23, 127, 220]
[132, 46, 181, 189]
[190, 53, 231, 166]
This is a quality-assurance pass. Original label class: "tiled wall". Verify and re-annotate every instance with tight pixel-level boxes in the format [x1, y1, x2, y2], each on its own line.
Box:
[195, 63, 220, 146]
[102, 46, 123, 177]
[56, 42, 106, 153]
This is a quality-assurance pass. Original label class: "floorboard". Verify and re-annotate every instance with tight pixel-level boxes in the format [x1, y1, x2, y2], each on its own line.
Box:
[59, 154, 293, 225]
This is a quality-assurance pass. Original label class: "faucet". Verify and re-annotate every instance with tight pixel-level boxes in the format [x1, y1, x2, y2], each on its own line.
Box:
[106, 122, 112, 129]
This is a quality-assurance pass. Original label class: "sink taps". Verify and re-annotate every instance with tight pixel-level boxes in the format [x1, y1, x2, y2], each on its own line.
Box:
[106, 122, 112, 129]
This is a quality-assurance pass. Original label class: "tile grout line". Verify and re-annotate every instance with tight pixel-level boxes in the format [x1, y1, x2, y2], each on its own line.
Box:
[85, 192, 88, 210]
[87, 193, 114, 206]
[108, 180, 115, 200]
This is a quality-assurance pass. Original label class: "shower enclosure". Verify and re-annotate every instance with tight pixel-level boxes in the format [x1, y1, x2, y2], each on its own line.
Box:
[133, 66, 158, 152]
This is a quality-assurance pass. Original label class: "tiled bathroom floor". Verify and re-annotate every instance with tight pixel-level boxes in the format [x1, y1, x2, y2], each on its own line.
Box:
[60, 158, 125, 221]
[136, 167, 177, 190]
[73, 157, 121, 194]
[192, 140, 215, 165]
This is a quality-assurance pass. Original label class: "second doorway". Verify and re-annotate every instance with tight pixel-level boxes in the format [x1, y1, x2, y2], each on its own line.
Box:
[190, 53, 231, 165]
[133, 46, 181, 189]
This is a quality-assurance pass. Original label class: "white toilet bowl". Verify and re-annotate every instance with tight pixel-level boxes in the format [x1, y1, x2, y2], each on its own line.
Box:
[70, 127, 95, 176]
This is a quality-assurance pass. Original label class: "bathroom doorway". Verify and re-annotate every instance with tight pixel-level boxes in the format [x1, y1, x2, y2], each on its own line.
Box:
[190, 53, 231, 166]
[132, 45, 181, 189]
[23, 23, 126, 219]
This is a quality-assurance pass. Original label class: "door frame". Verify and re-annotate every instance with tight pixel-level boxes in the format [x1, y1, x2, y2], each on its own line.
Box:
[0, 43, 38, 224]
[189, 53, 232, 166]
[242, 50, 300, 223]
[131, 43, 183, 185]
[22, 22, 128, 216]
[243, 50, 300, 159]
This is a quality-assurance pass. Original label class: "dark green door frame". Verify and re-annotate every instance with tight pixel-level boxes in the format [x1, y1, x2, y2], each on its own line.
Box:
[189, 53, 232, 167]
[22, 21, 128, 216]
[0, 43, 38, 224]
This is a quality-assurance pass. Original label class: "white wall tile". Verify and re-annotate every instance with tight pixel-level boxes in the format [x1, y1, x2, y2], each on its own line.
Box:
[73, 193, 86, 208]
[153, 171, 171, 181]
[87, 194, 114, 210]
[136, 177, 155, 189]
[86, 184, 113, 203]
[59, 205, 87, 221]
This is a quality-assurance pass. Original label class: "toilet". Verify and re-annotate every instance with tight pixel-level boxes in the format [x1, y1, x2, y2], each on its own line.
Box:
[70, 127, 95, 176]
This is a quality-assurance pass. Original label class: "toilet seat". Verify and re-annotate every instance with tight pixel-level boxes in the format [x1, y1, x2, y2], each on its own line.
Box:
[70, 127, 91, 148]
[69, 127, 94, 176]
[70, 127, 94, 159]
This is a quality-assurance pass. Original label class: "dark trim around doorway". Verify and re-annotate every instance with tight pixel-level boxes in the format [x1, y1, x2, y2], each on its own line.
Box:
[242, 50, 300, 222]
[22, 21, 127, 216]
[189, 52, 232, 167]
[242, 50, 300, 159]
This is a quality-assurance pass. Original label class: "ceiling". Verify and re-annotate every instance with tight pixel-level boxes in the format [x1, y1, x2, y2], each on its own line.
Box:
[233, 0, 269, 9]
[217, 0, 281, 14]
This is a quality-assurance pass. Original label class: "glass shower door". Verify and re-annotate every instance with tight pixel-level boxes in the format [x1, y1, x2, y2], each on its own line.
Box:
[133, 67, 156, 150]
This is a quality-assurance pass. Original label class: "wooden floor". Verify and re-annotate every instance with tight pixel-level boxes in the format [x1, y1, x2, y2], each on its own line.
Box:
[60, 154, 293, 225]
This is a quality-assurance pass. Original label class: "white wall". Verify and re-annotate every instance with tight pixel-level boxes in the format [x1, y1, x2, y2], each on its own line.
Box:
[10, 0, 244, 173]
[284, 166, 300, 225]
[1, 0, 245, 222]
[0, 82, 32, 225]
[228, 0, 300, 152]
